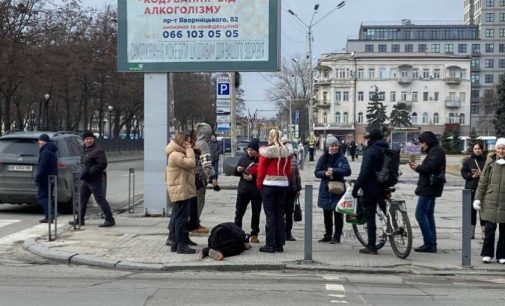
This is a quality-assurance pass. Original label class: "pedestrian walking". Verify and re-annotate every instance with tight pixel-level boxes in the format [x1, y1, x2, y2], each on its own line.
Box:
[297, 141, 305, 170]
[460, 142, 486, 239]
[308, 135, 315, 161]
[315, 136, 351, 244]
[352, 129, 389, 254]
[408, 131, 446, 253]
[69, 131, 115, 227]
[257, 129, 292, 253]
[473, 138, 505, 264]
[208, 133, 221, 180]
[35, 134, 58, 223]
[348, 141, 357, 162]
[165, 132, 197, 254]
[282, 136, 302, 242]
[234, 138, 262, 243]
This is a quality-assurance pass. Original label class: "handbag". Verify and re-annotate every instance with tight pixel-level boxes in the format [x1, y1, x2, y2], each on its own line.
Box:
[294, 196, 302, 222]
[429, 171, 446, 188]
[328, 181, 345, 195]
[336, 188, 357, 215]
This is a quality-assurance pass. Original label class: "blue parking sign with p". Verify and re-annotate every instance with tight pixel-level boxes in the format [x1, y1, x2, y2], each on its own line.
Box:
[217, 82, 230, 97]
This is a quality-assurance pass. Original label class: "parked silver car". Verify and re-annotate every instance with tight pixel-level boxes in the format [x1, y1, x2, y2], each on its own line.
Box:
[0, 131, 83, 207]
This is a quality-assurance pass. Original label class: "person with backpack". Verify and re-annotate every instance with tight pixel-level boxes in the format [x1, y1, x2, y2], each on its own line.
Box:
[202, 222, 251, 261]
[351, 129, 389, 255]
[408, 131, 446, 253]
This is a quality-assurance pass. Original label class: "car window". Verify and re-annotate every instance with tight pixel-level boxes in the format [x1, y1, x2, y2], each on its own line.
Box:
[0, 139, 38, 156]
[68, 137, 82, 157]
[56, 139, 70, 157]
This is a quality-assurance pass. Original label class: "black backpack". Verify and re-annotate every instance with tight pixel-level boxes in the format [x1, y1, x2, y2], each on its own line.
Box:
[375, 148, 401, 188]
[208, 222, 248, 257]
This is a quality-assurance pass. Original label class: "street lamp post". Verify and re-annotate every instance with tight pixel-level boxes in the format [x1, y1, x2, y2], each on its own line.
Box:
[108, 105, 113, 139]
[288, 1, 346, 138]
[43, 93, 50, 130]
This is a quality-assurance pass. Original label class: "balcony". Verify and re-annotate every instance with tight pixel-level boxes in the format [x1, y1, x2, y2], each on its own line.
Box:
[445, 97, 461, 108]
[315, 78, 331, 85]
[445, 77, 461, 85]
[317, 101, 331, 108]
[398, 76, 413, 84]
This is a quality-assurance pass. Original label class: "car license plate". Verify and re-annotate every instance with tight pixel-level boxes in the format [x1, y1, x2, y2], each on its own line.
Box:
[7, 165, 33, 172]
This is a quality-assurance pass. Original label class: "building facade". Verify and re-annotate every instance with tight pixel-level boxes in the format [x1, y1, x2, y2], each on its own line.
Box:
[314, 53, 471, 143]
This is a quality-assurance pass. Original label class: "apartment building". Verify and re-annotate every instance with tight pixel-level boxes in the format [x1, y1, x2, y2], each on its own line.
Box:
[314, 53, 471, 143]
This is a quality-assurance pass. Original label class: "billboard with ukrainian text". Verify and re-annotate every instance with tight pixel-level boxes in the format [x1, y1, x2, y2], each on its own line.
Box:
[117, 0, 280, 72]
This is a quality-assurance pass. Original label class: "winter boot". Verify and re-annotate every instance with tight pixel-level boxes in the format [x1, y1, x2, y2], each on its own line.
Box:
[318, 235, 332, 243]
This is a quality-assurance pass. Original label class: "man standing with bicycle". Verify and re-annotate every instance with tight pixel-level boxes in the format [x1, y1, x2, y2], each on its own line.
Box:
[352, 129, 389, 255]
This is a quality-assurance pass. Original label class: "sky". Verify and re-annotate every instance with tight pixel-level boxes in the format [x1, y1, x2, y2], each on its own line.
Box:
[79, 0, 463, 118]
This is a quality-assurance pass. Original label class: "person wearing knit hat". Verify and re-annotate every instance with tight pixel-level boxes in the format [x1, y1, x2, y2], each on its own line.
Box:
[82, 130, 95, 139]
[35, 133, 58, 223]
[315, 133, 351, 244]
[38, 133, 51, 143]
[234, 138, 262, 243]
[473, 137, 505, 264]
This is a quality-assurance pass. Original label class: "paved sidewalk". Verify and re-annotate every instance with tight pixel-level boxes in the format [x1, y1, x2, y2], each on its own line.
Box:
[23, 152, 505, 275]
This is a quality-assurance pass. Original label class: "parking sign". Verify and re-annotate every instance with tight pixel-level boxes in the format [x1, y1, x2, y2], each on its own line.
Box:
[217, 82, 230, 97]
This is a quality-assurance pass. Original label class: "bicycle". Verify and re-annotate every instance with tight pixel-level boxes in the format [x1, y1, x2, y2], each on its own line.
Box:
[350, 187, 413, 259]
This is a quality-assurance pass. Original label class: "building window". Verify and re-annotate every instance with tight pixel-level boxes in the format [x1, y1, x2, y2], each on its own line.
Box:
[365, 44, 374, 52]
[460, 92, 466, 102]
[323, 91, 328, 102]
[485, 74, 494, 83]
[343, 112, 348, 123]
[445, 44, 454, 53]
[472, 44, 480, 53]
[501, 0, 505, 6]
[471, 104, 479, 115]
[339, 69, 346, 78]
[391, 44, 400, 53]
[412, 92, 418, 102]
[411, 112, 418, 124]
[434, 92, 439, 101]
[433, 112, 439, 124]
[335, 112, 341, 123]
[431, 44, 440, 53]
[423, 92, 429, 101]
[449, 113, 455, 124]
[486, 43, 494, 53]
[500, 59, 505, 68]
[485, 29, 495, 38]
[390, 91, 396, 102]
[501, 13, 505, 22]
[422, 112, 429, 124]
[380, 67, 387, 79]
[423, 68, 430, 79]
[358, 112, 363, 123]
[471, 73, 480, 84]
[433, 68, 440, 79]
[358, 91, 364, 101]
[471, 58, 480, 69]
[458, 44, 467, 53]
[500, 44, 505, 52]
[404, 44, 413, 53]
[401, 70, 408, 78]
[323, 112, 327, 124]
[401, 91, 408, 101]
[471, 89, 480, 99]
[500, 29, 505, 37]
[486, 0, 495, 6]
[368, 68, 375, 79]
[390, 68, 397, 78]
[485, 59, 495, 68]
[459, 113, 465, 125]
[418, 44, 427, 52]
[357, 68, 364, 79]
[343, 91, 349, 101]
[378, 44, 387, 52]
[486, 13, 495, 22]
[369, 91, 375, 100]
[412, 68, 419, 79]
[335, 91, 341, 102]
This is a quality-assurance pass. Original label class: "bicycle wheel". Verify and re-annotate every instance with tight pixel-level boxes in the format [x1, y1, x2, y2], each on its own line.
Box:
[352, 208, 387, 250]
[388, 208, 413, 259]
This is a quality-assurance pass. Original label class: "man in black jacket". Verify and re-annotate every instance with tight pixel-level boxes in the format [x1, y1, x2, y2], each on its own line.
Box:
[36, 134, 58, 223]
[408, 131, 446, 253]
[234, 138, 262, 243]
[352, 129, 389, 255]
[69, 131, 115, 227]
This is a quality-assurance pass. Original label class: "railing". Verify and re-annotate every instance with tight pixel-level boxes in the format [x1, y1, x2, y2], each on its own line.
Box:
[446, 77, 461, 85]
[445, 97, 461, 108]
[398, 77, 413, 84]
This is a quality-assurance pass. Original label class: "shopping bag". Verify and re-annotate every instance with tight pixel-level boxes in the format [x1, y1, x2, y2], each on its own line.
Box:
[335, 189, 356, 215]
[294, 196, 302, 222]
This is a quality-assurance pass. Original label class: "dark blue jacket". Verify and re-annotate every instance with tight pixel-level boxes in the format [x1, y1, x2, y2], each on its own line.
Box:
[314, 151, 351, 209]
[354, 139, 389, 195]
[35, 141, 58, 187]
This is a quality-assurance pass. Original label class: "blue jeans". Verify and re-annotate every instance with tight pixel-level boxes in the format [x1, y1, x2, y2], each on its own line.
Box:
[212, 160, 219, 180]
[415, 195, 437, 248]
[36, 183, 55, 218]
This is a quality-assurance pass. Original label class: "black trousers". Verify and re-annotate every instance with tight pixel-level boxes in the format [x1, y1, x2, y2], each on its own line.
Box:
[284, 191, 297, 234]
[80, 176, 113, 222]
[481, 222, 505, 259]
[363, 191, 384, 249]
[234, 192, 262, 235]
[323, 209, 343, 238]
[262, 186, 287, 248]
[187, 196, 199, 231]
[470, 191, 483, 226]
[169, 200, 191, 247]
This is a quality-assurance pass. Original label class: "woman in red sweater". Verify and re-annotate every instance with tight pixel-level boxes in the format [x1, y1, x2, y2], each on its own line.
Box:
[257, 129, 292, 253]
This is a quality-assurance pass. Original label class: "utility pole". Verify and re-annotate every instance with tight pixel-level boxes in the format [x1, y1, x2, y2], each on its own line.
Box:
[230, 72, 237, 157]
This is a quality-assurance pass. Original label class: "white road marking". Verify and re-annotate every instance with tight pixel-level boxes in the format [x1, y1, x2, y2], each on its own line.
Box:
[330, 301, 349, 304]
[328, 294, 346, 298]
[0, 220, 21, 229]
[323, 275, 340, 281]
[0, 223, 64, 245]
[326, 284, 345, 291]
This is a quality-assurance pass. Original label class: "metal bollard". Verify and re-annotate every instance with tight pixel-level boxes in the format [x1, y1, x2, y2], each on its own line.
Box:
[128, 168, 135, 213]
[72, 173, 82, 230]
[304, 185, 313, 262]
[47, 175, 58, 241]
[462, 189, 472, 267]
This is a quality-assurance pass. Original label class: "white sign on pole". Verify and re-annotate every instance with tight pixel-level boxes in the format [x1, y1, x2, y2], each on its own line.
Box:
[217, 114, 231, 130]
[216, 99, 231, 113]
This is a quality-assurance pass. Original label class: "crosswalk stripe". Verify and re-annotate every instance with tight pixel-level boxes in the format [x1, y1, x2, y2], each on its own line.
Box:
[323, 275, 340, 281]
[0, 223, 63, 245]
[0, 220, 21, 229]
[326, 284, 345, 291]
[329, 294, 346, 298]
[330, 301, 349, 304]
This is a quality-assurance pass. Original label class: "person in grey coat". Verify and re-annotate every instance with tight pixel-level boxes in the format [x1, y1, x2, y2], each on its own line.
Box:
[208, 134, 221, 179]
[473, 137, 505, 264]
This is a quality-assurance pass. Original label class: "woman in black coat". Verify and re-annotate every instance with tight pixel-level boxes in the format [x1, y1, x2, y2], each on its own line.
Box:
[460, 142, 486, 239]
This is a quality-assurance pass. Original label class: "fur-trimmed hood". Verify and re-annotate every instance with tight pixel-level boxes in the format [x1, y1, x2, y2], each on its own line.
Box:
[259, 144, 292, 159]
[166, 140, 185, 156]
